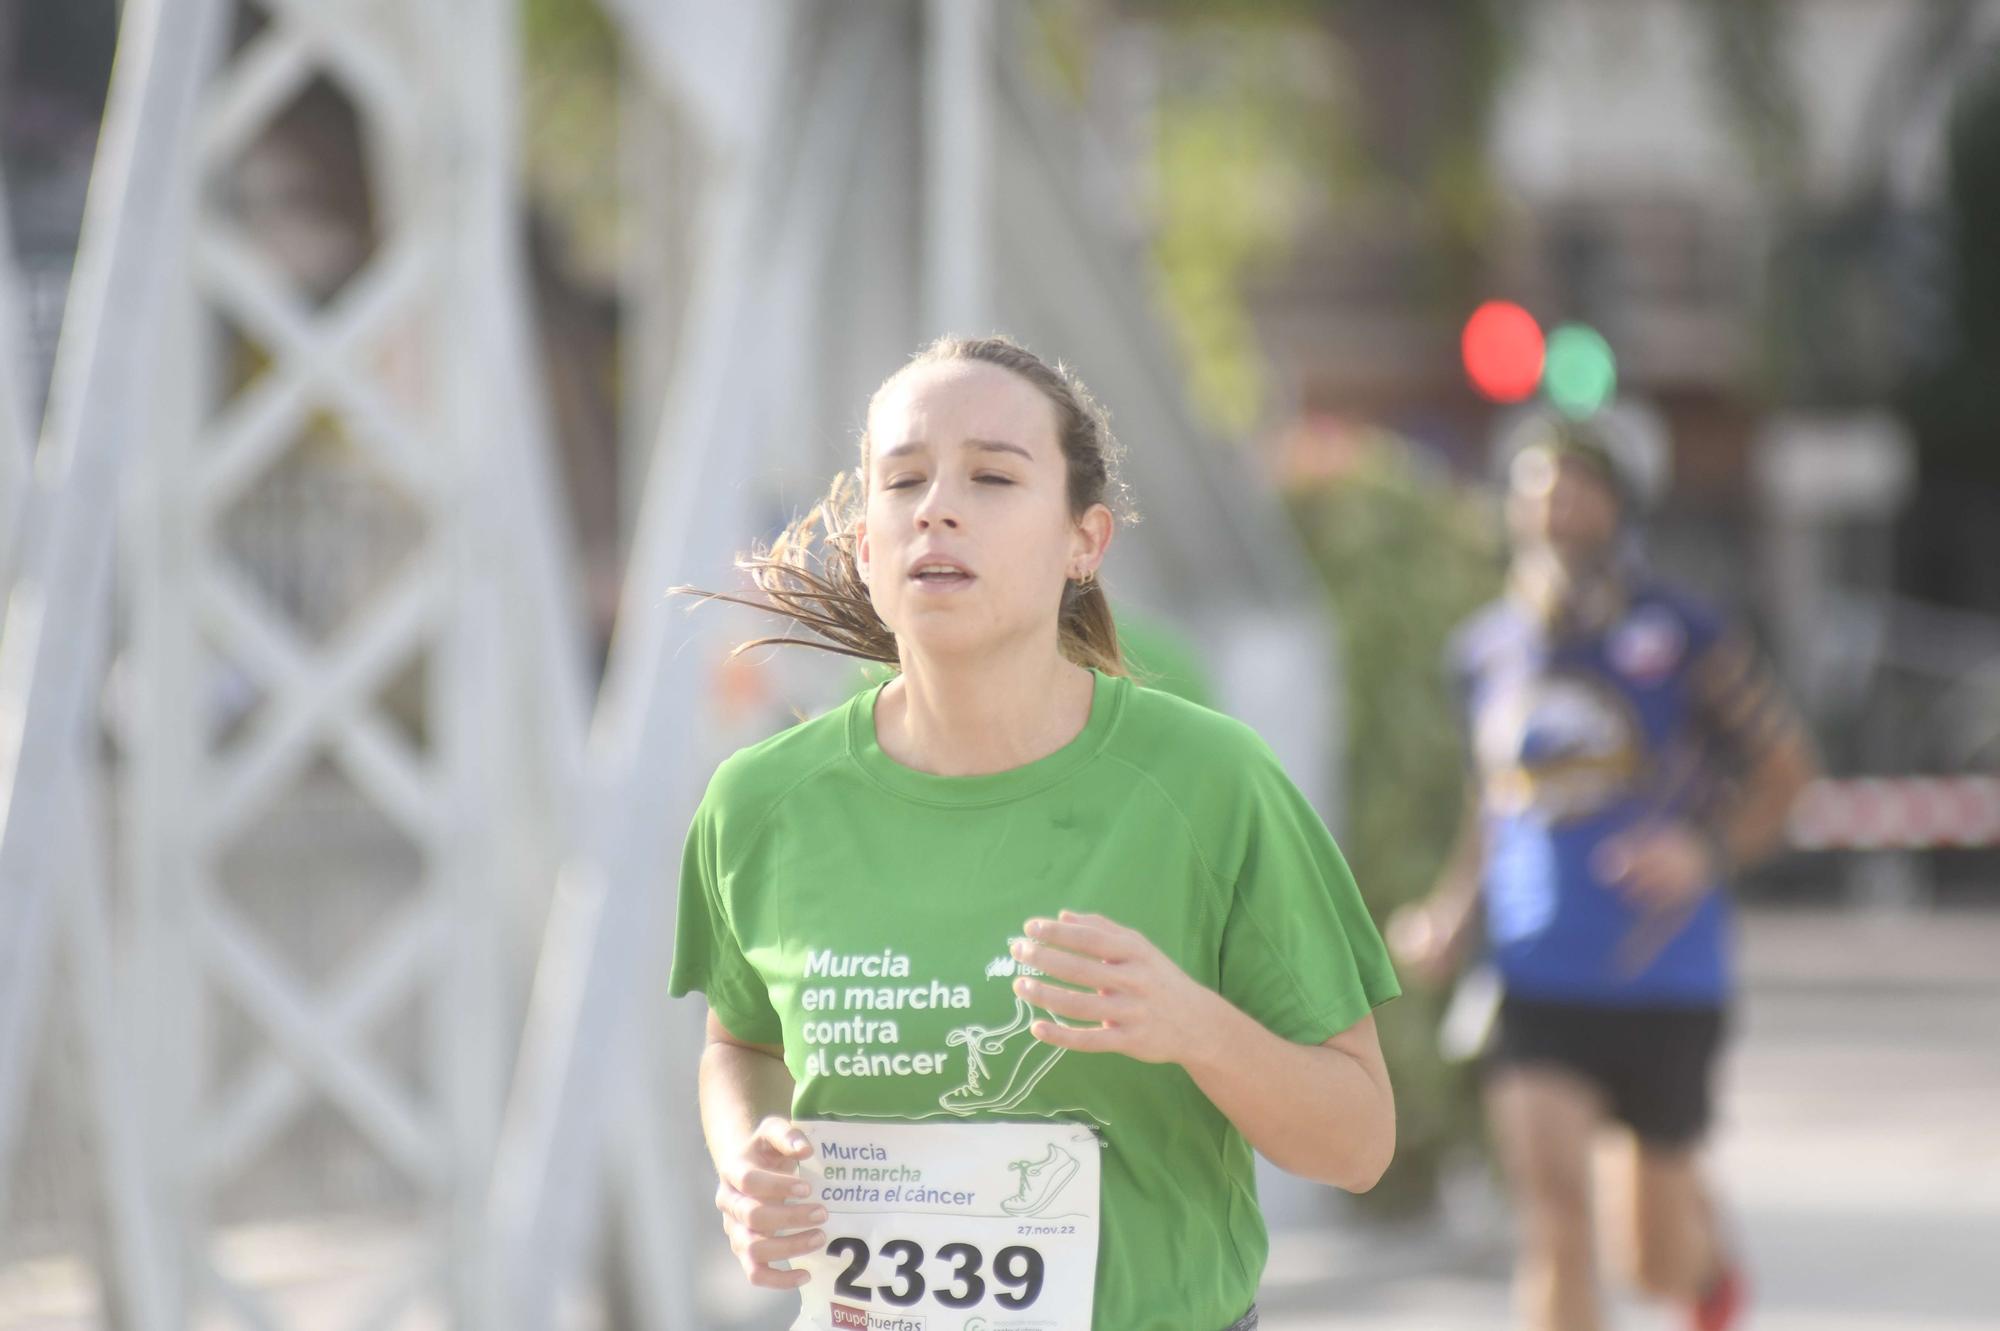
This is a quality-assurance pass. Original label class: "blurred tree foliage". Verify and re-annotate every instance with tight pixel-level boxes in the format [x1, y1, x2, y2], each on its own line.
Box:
[520, 0, 622, 282]
[1285, 432, 1505, 1213]
[1033, 1, 1510, 433]
[1134, 14, 1360, 433]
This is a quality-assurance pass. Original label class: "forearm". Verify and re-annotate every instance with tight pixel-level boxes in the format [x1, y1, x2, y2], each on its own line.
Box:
[1179, 993, 1394, 1193]
[1715, 736, 1818, 872]
[1428, 795, 1485, 926]
[698, 1038, 797, 1175]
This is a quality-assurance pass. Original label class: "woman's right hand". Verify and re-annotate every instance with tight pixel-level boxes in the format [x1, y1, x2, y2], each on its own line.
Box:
[714, 1115, 826, 1290]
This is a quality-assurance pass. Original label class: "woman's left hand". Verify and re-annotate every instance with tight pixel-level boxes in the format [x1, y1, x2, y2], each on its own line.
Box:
[1009, 909, 1219, 1066]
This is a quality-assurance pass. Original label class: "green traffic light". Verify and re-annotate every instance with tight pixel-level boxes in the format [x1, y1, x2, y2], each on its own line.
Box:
[1544, 324, 1616, 418]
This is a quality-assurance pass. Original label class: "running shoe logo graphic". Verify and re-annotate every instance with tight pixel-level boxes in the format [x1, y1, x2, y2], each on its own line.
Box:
[939, 995, 1065, 1114]
[999, 1143, 1079, 1216]
[939, 952, 1065, 1116]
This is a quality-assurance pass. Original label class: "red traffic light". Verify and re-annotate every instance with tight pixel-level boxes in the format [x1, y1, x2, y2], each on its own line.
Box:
[1461, 301, 1545, 403]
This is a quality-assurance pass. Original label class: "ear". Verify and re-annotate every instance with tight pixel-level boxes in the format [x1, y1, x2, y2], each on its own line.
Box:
[1069, 502, 1115, 578]
[855, 513, 873, 586]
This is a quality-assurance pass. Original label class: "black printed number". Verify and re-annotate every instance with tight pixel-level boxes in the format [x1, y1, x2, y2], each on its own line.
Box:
[878, 1240, 925, 1306]
[934, 1242, 985, 1309]
[994, 1245, 1046, 1309]
[818, 1238, 1042, 1312]
[828, 1237, 871, 1302]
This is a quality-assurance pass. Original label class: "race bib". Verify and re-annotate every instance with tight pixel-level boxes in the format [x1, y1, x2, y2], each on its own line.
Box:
[787, 1120, 1101, 1331]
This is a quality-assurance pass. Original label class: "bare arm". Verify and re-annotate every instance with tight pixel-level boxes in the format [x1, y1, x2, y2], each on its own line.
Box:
[1607, 647, 1823, 910]
[1181, 1006, 1394, 1191]
[700, 1013, 824, 1291]
[699, 1013, 795, 1173]
[1386, 789, 1484, 985]
[1715, 728, 1818, 871]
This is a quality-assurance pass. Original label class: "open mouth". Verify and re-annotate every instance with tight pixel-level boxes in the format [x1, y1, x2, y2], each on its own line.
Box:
[909, 561, 975, 587]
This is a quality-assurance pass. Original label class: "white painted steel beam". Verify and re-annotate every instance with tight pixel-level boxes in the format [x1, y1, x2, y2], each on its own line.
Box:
[0, 4, 225, 1328]
[489, 11, 913, 1328]
[0, 165, 33, 596]
[103, 0, 585, 1325]
[926, 0, 995, 334]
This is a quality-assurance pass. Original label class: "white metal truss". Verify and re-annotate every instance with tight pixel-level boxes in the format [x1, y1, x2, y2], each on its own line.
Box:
[0, 3, 223, 1328]
[108, 0, 583, 1326]
[0, 164, 32, 592]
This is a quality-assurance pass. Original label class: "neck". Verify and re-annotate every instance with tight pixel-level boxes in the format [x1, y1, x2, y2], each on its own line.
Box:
[1511, 546, 1623, 629]
[876, 641, 1095, 777]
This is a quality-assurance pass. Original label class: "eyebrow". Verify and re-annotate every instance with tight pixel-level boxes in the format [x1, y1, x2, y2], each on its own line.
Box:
[878, 438, 1035, 462]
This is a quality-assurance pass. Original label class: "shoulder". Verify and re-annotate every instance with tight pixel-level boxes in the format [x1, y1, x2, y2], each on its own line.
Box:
[1110, 678, 1277, 772]
[1103, 681, 1300, 835]
[1619, 579, 1730, 655]
[696, 695, 857, 837]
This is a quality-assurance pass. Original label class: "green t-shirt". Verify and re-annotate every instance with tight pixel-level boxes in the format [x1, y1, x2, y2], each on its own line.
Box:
[669, 667, 1400, 1331]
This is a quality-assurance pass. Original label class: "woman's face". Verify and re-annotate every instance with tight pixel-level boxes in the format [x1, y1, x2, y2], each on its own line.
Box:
[856, 359, 1111, 663]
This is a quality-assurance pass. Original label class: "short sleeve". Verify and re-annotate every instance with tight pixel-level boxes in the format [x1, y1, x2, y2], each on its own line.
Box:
[1217, 746, 1401, 1045]
[1686, 626, 1811, 773]
[667, 792, 784, 1045]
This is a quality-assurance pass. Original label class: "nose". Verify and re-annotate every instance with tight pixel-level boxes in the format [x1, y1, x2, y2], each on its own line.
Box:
[912, 478, 961, 530]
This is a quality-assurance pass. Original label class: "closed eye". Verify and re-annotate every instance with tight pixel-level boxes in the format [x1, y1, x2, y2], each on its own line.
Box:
[974, 474, 1015, 485]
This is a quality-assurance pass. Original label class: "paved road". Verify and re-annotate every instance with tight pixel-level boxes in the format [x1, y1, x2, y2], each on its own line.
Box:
[1257, 906, 2000, 1331]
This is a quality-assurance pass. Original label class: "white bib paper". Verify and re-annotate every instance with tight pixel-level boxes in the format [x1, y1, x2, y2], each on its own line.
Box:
[788, 1119, 1101, 1331]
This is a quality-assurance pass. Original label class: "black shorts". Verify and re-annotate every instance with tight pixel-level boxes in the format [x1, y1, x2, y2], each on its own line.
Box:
[1482, 995, 1729, 1147]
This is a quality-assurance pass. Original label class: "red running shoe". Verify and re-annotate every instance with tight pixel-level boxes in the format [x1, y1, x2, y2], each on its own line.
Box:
[1691, 1263, 1747, 1331]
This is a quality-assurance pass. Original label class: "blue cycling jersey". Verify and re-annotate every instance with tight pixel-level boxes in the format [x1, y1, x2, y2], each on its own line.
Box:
[1450, 578, 1773, 1007]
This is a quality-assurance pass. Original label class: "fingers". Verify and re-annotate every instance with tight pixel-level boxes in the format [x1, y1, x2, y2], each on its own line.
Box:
[725, 1163, 814, 1204]
[732, 1223, 823, 1289]
[719, 1121, 825, 1292]
[1029, 1018, 1122, 1052]
[1022, 914, 1139, 962]
[1014, 975, 1119, 1023]
[739, 1225, 827, 1268]
[1010, 937, 1120, 989]
[751, 1116, 814, 1163]
[716, 1183, 827, 1237]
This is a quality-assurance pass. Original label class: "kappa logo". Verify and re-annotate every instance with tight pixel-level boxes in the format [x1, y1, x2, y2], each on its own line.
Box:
[1609, 607, 1687, 684]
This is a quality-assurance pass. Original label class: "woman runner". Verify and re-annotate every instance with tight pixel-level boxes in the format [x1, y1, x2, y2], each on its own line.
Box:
[668, 335, 1400, 1331]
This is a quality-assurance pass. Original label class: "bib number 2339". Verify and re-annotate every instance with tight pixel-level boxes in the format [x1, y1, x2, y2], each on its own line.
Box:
[788, 1120, 1101, 1331]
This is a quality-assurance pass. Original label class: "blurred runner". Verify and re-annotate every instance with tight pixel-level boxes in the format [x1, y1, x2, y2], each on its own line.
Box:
[670, 334, 1399, 1331]
[1389, 411, 1817, 1331]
